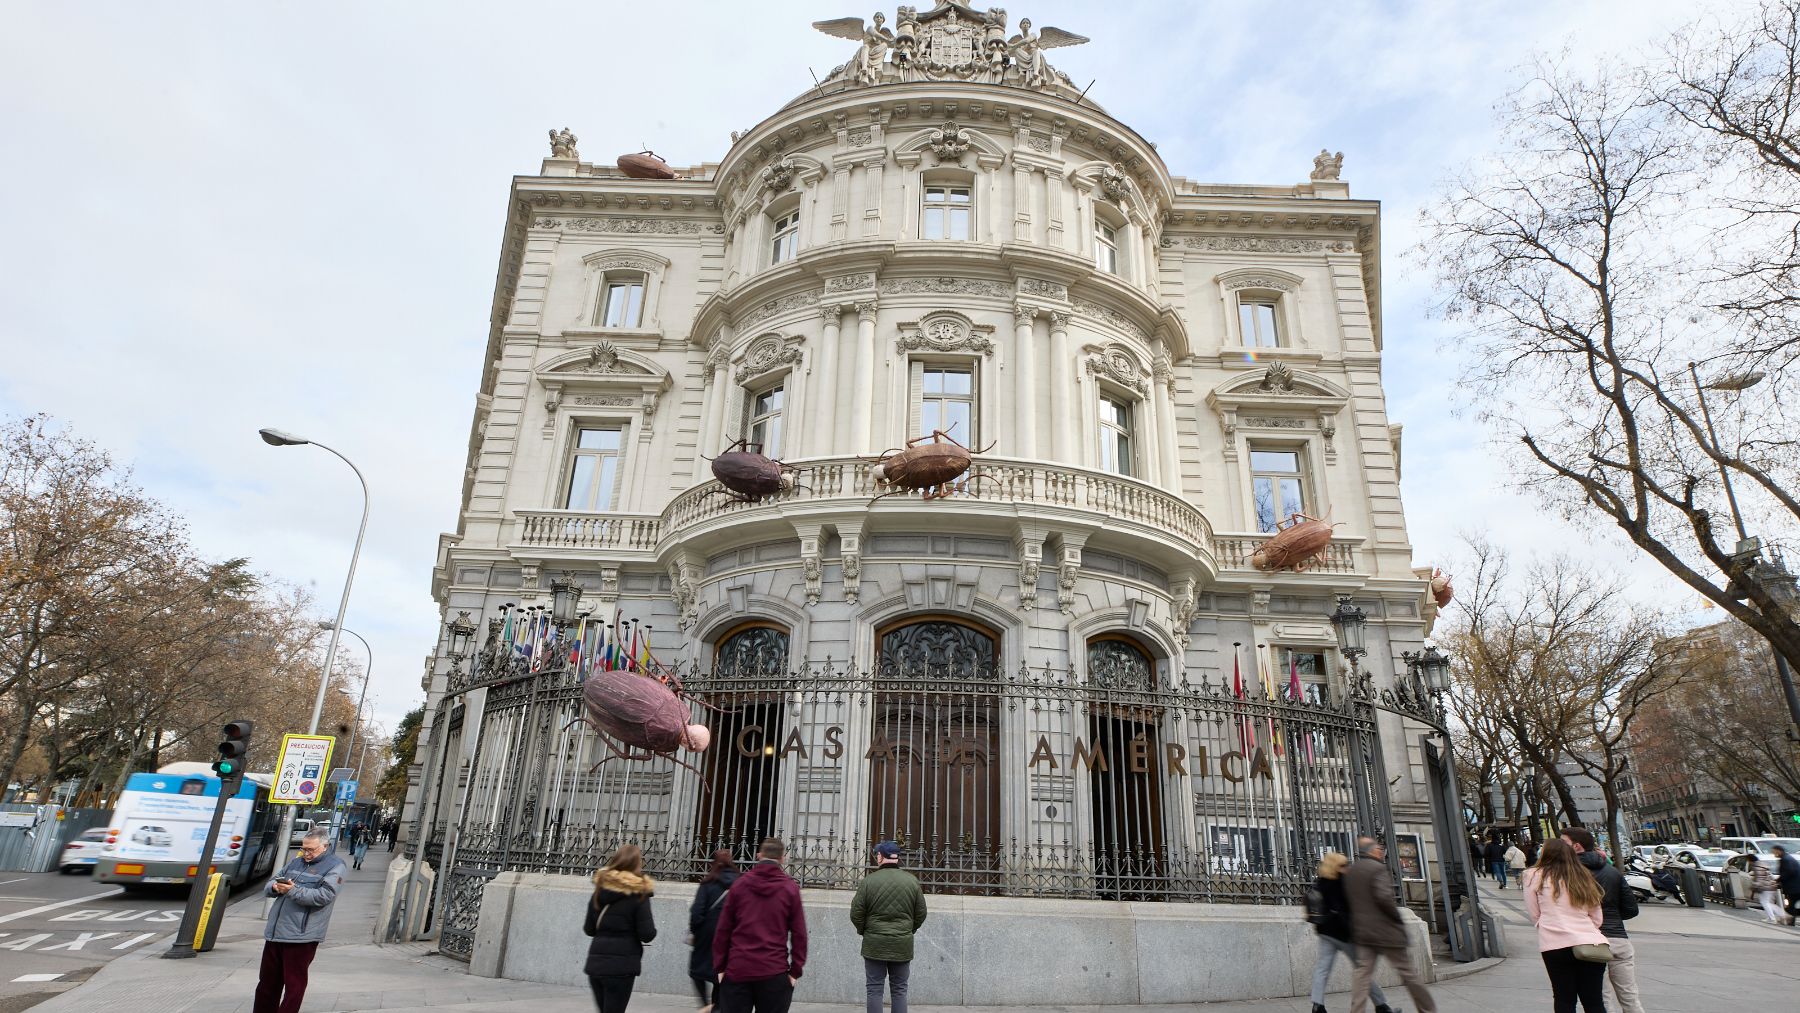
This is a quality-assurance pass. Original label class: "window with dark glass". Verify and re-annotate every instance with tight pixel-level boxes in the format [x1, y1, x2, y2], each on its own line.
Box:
[921, 185, 972, 240]
[694, 625, 792, 859]
[1084, 636, 1166, 900]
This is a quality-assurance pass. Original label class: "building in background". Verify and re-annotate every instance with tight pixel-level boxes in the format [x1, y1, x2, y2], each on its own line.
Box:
[398, 4, 1445, 1002]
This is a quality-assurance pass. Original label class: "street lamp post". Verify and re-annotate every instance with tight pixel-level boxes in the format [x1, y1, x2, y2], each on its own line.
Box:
[1687, 368, 1800, 740]
[319, 622, 375, 784]
[258, 427, 368, 902]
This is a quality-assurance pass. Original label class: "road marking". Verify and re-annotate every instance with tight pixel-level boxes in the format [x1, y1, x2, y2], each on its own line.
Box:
[113, 932, 157, 949]
[0, 879, 26, 887]
[0, 889, 122, 925]
[12, 973, 62, 982]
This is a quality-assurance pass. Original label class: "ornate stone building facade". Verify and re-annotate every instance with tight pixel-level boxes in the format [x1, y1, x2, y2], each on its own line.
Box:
[403, 4, 1445, 1001]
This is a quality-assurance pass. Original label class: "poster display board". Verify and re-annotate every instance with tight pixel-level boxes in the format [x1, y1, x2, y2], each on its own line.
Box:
[1395, 832, 1425, 881]
[270, 734, 336, 806]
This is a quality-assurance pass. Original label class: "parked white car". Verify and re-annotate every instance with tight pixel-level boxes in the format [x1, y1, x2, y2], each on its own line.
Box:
[58, 828, 109, 873]
[1672, 847, 1739, 870]
[288, 818, 314, 847]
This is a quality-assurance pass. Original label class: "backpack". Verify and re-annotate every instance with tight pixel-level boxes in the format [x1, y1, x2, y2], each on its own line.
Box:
[1303, 884, 1326, 925]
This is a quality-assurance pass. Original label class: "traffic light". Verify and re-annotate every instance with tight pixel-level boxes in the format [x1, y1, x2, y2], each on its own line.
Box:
[213, 720, 254, 782]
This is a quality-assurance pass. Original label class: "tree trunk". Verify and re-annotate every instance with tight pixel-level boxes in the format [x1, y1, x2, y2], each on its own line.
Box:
[0, 697, 35, 797]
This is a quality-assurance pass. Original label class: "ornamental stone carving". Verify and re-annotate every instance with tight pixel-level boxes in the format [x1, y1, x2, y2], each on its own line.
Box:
[586, 341, 626, 372]
[761, 158, 798, 193]
[847, 129, 873, 146]
[825, 272, 875, 293]
[841, 550, 862, 604]
[548, 127, 578, 159]
[1019, 277, 1067, 301]
[897, 312, 995, 354]
[1085, 346, 1148, 396]
[735, 335, 805, 384]
[1071, 298, 1149, 341]
[1182, 235, 1326, 253]
[812, 5, 1088, 94]
[1096, 165, 1133, 205]
[737, 291, 821, 328]
[1311, 149, 1344, 181]
[879, 276, 1013, 299]
[1223, 275, 1298, 293]
[928, 120, 972, 163]
[802, 553, 823, 606]
[571, 395, 638, 407]
[1258, 361, 1298, 393]
[536, 217, 708, 235]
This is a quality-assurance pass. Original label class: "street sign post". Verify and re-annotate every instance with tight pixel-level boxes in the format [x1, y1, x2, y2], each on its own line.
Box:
[270, 734, 336, 806]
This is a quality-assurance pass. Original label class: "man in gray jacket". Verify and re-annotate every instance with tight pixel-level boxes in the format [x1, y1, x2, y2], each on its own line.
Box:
[1343, 836, 1436, 1013]
[255, 831, 345, 1013]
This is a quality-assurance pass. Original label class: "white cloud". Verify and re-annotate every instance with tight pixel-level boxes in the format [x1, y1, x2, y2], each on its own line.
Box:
[0, 1, 1734, 727]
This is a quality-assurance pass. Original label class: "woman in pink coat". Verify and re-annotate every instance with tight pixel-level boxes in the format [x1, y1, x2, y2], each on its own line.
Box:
[1523, 839, 1608, 1013]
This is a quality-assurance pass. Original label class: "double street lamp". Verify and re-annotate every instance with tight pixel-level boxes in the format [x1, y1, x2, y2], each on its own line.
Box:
[258, 428, 368, 894]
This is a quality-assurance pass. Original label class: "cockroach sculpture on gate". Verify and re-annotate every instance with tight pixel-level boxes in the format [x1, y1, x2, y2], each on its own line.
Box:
[575, 666, 716, 779]
[868, 428, 998, 501]
[702, 437, 800, 503]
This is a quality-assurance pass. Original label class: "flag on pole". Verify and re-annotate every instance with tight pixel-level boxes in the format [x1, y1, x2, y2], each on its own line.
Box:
[1232, 647, 1251, 750]
[1258, 645, 1282, 757]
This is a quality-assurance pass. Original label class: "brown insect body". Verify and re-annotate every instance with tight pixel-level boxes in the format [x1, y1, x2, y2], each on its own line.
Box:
[577, 669, 713, 777]
[1430, 568, 1455, 607]
[703, 438, 798, 503]
[617, 151, 677, 179]
[1249, 513, 1336, 572]
[869, 430, 994, 501]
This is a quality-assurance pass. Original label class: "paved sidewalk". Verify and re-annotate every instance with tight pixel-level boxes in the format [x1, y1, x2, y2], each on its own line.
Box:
[29, 860, 1798, 1012]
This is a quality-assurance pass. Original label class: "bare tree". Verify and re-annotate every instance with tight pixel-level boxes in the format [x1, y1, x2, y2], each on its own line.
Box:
[1420, 18, 1800, 678]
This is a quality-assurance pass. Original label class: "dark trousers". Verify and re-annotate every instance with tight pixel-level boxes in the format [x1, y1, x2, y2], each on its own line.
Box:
[252, 940, 318, 1013]
[719, 974, 794, 1013]
[588, 974, 635, 1013]
[864, 958, 911, 1013]
[692, 975, 715, 1007]
[1542, 947, 1608, 1013]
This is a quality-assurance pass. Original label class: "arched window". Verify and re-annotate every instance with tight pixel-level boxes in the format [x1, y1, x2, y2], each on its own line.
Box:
[714, 623, 789, 677]
[1084, 634, 1166, 900]
[870, 617, 999, 892]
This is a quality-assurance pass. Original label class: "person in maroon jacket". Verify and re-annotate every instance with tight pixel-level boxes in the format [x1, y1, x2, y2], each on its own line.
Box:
[713, 838, 809, 1013]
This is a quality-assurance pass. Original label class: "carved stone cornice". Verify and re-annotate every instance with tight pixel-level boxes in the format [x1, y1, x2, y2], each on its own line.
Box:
[735, 334, 806, 384]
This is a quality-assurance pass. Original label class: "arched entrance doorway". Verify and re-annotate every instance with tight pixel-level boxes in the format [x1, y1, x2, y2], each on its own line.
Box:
[1086, 635, 1167, 900]
[870, 617, 1001, 892]
[694, 623, 789, 857]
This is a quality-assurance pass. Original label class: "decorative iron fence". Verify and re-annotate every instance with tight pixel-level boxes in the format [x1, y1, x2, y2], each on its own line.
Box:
[423, 634, 1392, 962]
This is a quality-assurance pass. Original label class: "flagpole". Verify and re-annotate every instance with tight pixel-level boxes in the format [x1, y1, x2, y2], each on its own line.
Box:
[1261, 643, 1289, 872]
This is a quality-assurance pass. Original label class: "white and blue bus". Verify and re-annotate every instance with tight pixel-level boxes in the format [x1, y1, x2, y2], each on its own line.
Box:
[94, 762, 282, 889]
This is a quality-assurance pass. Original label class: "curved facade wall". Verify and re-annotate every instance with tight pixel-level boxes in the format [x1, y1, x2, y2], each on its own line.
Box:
[406, 3, 1449, 1000]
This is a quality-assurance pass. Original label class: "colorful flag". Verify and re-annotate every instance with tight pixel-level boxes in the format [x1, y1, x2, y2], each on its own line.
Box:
[1231, 648, 1251, 750]
[1258, 645, 1282, 757]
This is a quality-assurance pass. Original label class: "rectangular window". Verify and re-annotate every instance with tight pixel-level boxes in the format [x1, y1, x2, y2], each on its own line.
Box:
[769, 210, 799, 265]
[1095, 221, 1119, 274]
[601, 280, 646, 328]
[1249, 446, 1306, 533]
[918, 365, 975, 442]
[747, 384, 784, 458]
[921, 185, 972, 240]
[1238, 298, 1281, 347]
[1278, 647, 1332, 705]
[1097, 396, 1133, 476]
[564, 426, 624, 511]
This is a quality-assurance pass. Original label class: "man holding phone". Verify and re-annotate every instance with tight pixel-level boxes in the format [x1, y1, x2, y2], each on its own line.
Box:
[255, 830, 345, 1013]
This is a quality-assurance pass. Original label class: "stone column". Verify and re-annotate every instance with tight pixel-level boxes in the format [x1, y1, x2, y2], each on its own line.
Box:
[1013, 304, 1038, 459]
[830, 161, 852, 241]
[862, 156, 885, 237]
[1047, 311, 1074, 462]
[1154, 358, 1180, 490]
[849, 301, 879, 453]
[696, 331, 733, 481]
[813, 305, 844, 456]
[1045, 168, 1067, 252]
[1013, 161, 1035, 241]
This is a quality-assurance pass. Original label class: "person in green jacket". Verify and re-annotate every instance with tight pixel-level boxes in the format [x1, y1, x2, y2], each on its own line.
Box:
[850, 841, 927, 1013]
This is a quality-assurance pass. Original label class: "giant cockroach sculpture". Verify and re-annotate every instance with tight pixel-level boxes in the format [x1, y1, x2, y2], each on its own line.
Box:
[575, 665, 715, 778]
[868, 429, 998, 501]
[702, 437, 800, 503]
[1430, 567, 1455, 607]
[1249, 512, 1338, 572]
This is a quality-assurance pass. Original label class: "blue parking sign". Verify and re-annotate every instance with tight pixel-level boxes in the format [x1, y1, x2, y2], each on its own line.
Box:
[339, 780, 358, 803]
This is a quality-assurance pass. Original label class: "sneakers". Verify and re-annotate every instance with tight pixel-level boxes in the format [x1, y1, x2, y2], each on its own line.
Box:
[1312, 1005, 1327, 1013]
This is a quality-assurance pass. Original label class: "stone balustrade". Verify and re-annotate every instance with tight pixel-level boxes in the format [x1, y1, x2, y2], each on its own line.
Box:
[1213, 531, 1359, 574]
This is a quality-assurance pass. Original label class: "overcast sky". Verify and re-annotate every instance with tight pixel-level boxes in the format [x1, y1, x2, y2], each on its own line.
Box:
[0, 0, 1718, 729]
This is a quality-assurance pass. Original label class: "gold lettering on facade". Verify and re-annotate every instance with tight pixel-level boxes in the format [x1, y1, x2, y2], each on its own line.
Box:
[1027, 735, 1058, 769]
[780, 728, 810, 760]
[1072, 737, 1108, 772]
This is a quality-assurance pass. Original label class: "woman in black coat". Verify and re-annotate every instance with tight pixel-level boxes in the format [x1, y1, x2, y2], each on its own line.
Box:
[687, 849, 738, 1013]
[583, 843, 658, 1013]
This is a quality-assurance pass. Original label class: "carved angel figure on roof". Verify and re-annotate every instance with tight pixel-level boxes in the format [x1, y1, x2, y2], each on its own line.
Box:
[1007, 18, 1087, 88]
[548, 127, 579, 160]
[1311, 149, 1344, 181]
[813, 11, 894, 86]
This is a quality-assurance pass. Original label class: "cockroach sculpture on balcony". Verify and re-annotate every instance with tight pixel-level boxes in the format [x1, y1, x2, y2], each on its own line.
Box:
[1249, 512, 1338, 572]
[868, 428, 999, 501]
[576, 665, 716, 779]
[702, 437, 800, 503]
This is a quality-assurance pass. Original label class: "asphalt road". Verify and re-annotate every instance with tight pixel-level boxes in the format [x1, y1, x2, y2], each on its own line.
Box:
[0, 870, 258, 1013]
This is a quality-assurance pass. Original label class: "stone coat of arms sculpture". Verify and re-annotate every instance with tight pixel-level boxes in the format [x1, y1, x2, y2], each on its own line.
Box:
[812, 2, 1088, 92]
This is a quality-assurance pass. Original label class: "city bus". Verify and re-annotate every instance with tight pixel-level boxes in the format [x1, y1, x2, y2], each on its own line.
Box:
[94, 762, 282, 889]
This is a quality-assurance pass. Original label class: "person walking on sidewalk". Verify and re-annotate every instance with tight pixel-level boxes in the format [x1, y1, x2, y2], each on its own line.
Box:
[1525, 839, 1609, 1013]
[1774, 845, 1800, 925]
[1563, 826, 1641, 1013]
[851, 841, 927, 1013]
[384, 818, 398, 851]
[714, 837, 808, 1013]
[1505, 840, 1527, 885]
[1343, 836, 1437, 1013]
[350, 822, 370, 870]
[1485, 836, 1509, 888]
[1750, 855, 1783, 923]
[254, 831, 345, 1013]
[1307, 851, 1394, 1013]
[689, 849, 739, 1013]
[583, 843, 658, 1013]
